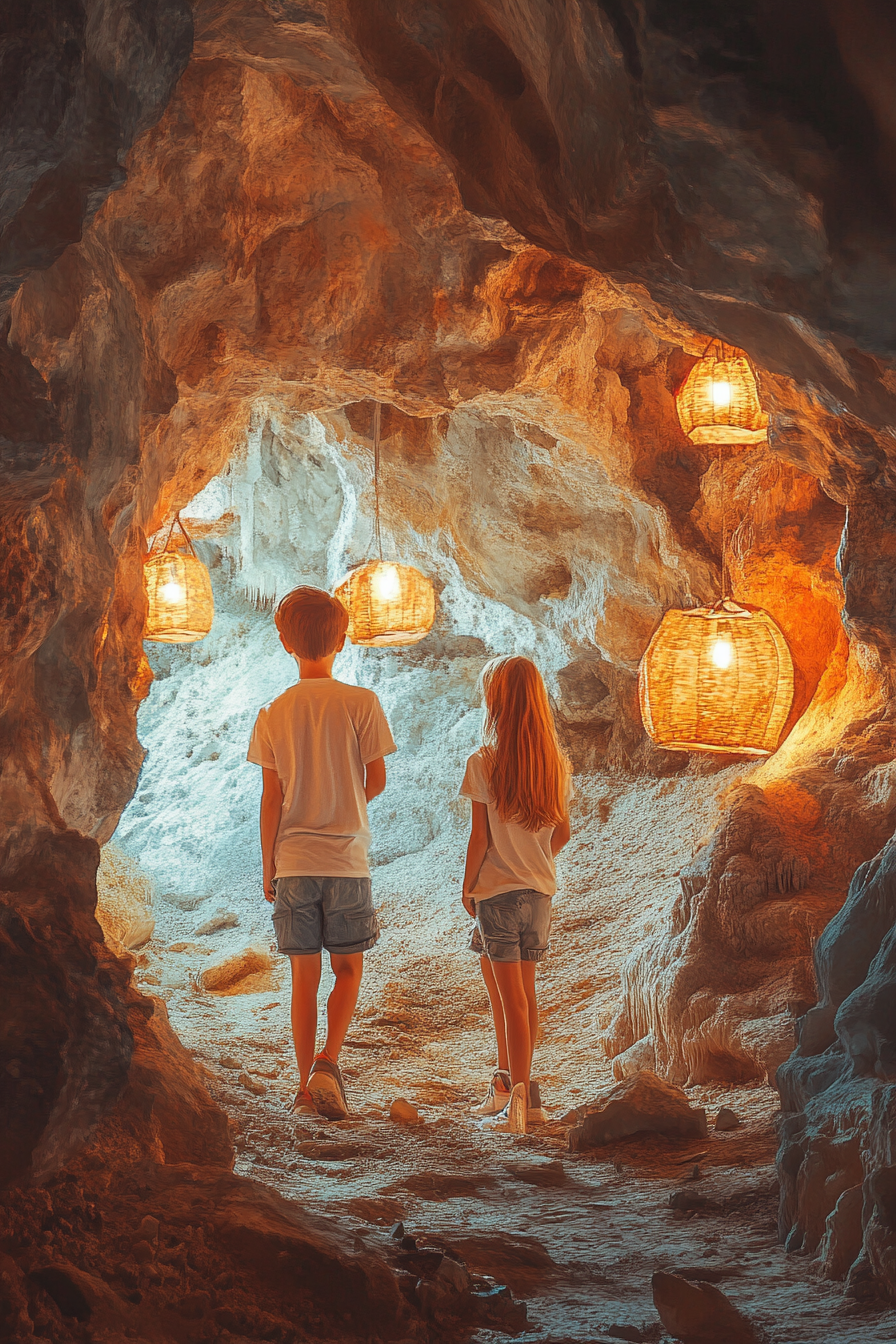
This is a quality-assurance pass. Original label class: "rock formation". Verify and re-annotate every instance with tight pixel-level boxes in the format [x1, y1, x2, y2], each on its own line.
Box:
[4, 0, 896, 1324]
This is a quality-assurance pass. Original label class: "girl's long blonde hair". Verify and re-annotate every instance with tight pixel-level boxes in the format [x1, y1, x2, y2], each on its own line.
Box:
[480, 656, 569, 832]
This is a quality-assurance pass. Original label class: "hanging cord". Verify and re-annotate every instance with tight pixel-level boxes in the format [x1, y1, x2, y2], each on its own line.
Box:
[718, 443, 728, 600]
[157, 513, 197, 558]
[372, 402, 383, 561]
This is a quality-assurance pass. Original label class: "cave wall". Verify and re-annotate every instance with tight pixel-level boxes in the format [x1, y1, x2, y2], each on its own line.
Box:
[0, 0, 230, 1192]
[3, 0, 896, 1307]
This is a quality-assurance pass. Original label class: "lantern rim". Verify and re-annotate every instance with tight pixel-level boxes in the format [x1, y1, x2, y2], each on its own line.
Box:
[680, 597, 753, 622]
[144, 626, 210, 644]
[336, 558, 429, 579]
[651, 737, 772, 757]
[685, 424, 768, 446]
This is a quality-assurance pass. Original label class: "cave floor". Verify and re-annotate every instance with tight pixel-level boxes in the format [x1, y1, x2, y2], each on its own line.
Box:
[130, 770, 896, 1343]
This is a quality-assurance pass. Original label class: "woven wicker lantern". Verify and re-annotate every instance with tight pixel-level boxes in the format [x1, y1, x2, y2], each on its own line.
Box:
[638, 599, 793, 756]
[676, 341, 768, 446]
[144, 515, 214, 643]
[334, 560, 435, 647]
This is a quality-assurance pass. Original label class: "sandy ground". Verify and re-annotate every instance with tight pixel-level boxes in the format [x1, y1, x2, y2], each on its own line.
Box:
[124, 767, 896, 1344]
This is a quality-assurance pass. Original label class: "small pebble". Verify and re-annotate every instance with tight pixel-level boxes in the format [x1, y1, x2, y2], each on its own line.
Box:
[239, 1071, 267, 1096]
[389, 1098, 421, 1125]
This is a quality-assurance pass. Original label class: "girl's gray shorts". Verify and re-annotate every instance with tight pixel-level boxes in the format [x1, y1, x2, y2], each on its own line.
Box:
[469, 888, 552, 963]
[272, 876, 379, 955]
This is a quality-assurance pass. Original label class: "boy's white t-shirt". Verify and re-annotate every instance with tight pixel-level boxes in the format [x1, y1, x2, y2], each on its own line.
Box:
[247, 678, 396, 878]
[460, 748, 572, 901]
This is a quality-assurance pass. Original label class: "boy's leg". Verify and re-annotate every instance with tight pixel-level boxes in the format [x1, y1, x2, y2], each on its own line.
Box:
[289, 953, 322, 1088]
[479, 953, 510, 1077]
[323, 951, 364, 1063]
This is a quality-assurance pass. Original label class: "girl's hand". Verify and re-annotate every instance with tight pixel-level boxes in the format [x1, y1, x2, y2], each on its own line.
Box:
[461, 891, 476, 918]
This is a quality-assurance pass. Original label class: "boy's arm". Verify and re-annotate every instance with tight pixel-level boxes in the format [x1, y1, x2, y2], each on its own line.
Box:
[551, 813, 571, 857]
[462, 801, 489, 917]
[365, 756, 386, 802]
[260, 767, 283, 903]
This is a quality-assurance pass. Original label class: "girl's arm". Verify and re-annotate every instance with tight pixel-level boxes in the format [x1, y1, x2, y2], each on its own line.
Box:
[260, 767, 284, 903]
[462, 801, 489, 916]
[551, 812, 571, 857]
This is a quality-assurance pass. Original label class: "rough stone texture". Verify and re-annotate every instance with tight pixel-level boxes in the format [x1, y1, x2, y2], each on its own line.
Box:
[0, 1162, 415, 1342]
[4, 0, 896, 1319]
[819, 1185, 864, 1281]
[568, 1070, 706, 1151]
[0, 0, 192, 306]
[198, 944, 272, 993]
[651, 1270, 766, 1344]
[777, 835, 896, 1301]
[96, 844, 155, 951]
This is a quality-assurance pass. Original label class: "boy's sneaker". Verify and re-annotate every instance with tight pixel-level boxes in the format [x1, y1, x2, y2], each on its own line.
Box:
[482, 1082, 528, 1134]
[527, 1081, 548, 1126]
[308, 1054, 349, 1120]
[291, 1087, 317, 1117]
[471, 1069, 512, 1116]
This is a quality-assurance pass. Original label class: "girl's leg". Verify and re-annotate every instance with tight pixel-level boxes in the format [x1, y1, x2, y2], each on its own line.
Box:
[479, 954, 510, 1078]
[490, 959, 532, 1090]
[520, 960, 538, 1076]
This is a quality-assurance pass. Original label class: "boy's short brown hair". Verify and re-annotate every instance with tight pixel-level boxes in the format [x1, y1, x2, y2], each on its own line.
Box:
[275, 586, 349, 661]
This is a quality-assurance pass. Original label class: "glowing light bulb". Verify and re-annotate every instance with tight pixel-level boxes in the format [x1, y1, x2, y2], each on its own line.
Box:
[712, 379, 732, 408]
[711, 637, 734, 670]
[160, 581, 184, 604]
[372, 564, 401, 602]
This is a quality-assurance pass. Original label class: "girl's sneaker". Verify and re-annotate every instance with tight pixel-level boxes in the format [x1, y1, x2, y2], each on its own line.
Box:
[482, 1082, 528, 1134]
[291, 1087, 317, 1117]
[471, 1069, 512, 1116]
[527, 1081, 548, 1126]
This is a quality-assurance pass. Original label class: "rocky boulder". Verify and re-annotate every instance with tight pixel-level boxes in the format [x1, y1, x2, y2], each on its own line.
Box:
[652, 1270, 766, 1344]
[568, 1071, 706, 1151]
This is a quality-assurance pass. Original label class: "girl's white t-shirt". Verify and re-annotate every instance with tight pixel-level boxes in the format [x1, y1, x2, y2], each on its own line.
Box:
[460, 748, 571, 901]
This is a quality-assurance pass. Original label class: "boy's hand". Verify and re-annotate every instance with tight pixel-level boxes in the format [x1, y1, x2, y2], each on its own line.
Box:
[461, 891, 475, 918]
[264, 878, 276, 904]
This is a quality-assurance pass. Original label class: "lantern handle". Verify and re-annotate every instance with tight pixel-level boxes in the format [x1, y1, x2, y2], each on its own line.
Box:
[704, 338, 745, 362]
[153, 513, 199, 559]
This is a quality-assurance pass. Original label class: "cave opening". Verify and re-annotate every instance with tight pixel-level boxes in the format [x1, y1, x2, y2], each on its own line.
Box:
[6, 3, 896, 1342]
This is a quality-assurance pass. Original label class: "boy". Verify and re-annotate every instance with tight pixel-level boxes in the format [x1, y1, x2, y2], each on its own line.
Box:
[247, 586, 395, 1119]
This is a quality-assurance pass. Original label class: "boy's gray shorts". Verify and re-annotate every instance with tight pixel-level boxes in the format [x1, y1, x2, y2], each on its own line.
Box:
[272, 876, 379, 956]
[469, 888, 552, 963]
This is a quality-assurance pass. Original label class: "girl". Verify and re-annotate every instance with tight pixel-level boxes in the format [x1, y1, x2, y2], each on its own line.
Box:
[460, 656, 572, 1133]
